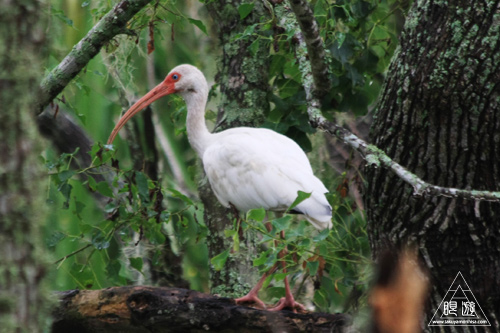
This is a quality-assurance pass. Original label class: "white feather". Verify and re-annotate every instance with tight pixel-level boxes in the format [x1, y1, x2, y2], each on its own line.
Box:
[124, 64, 334, 230]
[203, 127, 332, 229]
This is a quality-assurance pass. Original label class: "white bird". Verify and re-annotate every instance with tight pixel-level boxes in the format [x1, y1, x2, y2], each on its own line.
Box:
[107, 64, 332, 311]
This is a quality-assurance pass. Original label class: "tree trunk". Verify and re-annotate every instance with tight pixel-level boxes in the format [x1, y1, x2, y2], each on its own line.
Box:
[366, 0, 500, 331]
[202, 0, 271, 297]
[51, 286, 350, 333]
[0, 1, 50, 331]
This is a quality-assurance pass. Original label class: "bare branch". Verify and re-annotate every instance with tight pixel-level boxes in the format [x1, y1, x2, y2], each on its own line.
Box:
[37, 0, 153, 114]
[319, 121, 500, 202]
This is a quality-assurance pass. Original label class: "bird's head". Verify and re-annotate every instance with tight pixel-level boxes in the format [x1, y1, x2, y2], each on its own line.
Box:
[107, 64, 207, 145]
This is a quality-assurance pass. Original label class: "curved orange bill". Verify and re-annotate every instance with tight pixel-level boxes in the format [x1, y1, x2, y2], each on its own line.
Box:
[107, 81, 174, 145]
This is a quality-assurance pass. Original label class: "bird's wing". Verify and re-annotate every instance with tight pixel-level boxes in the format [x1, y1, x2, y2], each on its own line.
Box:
[202, 128, 330, 224]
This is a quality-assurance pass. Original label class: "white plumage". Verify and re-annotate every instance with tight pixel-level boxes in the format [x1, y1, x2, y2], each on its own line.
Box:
[108, 64, 332, 230]
[203, 127, 332, 229]
[108, 65, 333, 311]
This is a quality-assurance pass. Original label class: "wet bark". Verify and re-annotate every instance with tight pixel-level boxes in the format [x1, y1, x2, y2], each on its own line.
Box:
[51, 286, 350, 333]
[365, 1, 500, 331]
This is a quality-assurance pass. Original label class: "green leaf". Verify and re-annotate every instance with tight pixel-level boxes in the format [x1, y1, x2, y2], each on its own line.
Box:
[168, 188, 193, 205]
[76, 113, 87, 125]
[271, 216, 291, 232]
[46, 231, 66, 248]
[104, 202, 117, 213]
[289, 191, 312, 211]
[247, 208, 266, 222]
[135, 171, 149, 202]
[238, 3, 254, 20]
[106, 260, 121, 281]
[211, 250, 229, 271]
[286, 220, 308, 237]
[91, 230, 110, 250]
[253, 249, 271, 266]
[313, 289, 328, 308]
[96, 181, 114, 198]
[58, 182, 72, 209]
[87, 175, 97, 191]
[299, 238, 311, 248]
[79, 223, 92, 234]
[307, 260, 319, 276]
[58, 170, 76, 182]
[129, 257, 144, 273]
[248, 39, 260, 56]
[52, 8, 74, 28]
[69, 263, 94, 289]
[232, 232, 240, 252]
[266, 286, 285, 299]
[188, 18, 208, 35]
[145, 226, 166, 245]
[313, 229, 330, 242]
[74, 200, 86, 218]
[318, 243, 328, 257]
[273, 272, 288, 282]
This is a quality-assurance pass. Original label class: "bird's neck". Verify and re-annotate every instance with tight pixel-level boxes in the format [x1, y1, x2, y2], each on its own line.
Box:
[185, 90, 211, 156]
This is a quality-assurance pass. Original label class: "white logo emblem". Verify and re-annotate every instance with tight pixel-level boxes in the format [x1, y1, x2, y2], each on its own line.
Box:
[428, 272, 490, 326]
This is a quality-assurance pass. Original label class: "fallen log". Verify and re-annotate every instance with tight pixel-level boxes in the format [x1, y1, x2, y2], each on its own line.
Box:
[51, 286, 350, 332]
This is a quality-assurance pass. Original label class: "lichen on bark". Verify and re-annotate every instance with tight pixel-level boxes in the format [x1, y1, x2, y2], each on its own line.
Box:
[201, 0, 272, 297]
[0, 1, 52, 330]
[366, 0, 500, 329]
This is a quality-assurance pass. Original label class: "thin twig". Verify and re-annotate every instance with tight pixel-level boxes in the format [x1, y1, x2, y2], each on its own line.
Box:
[54, 244, 92, 265]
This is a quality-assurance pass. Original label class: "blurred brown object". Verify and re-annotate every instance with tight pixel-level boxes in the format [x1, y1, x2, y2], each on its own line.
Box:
[370, 249, 429, 333]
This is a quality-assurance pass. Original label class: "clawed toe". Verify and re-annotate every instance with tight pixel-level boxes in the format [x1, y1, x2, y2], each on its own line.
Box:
[235, 293, 267, 309]
[267, 297, 307, 313]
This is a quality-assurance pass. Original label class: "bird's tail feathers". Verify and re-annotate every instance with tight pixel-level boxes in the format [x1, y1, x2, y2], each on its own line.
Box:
[294, 193, 332, 230]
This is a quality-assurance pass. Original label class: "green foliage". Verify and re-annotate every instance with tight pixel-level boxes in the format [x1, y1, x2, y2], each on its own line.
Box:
[44, 141, 205, 290]
[226, 0, 404, 151]
[42, 0, 404, 323]
[218, 191, 371, 313]
[238, 3, 255, 20]
[315, 0, 404, 115]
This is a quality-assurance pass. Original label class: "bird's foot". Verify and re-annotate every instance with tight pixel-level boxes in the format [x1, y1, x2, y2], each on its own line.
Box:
[235, 292, 267, 310]
[268, 296, 307, 313]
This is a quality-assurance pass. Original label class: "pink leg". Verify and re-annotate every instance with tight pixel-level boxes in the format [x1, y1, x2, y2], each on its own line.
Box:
[267, 263, 306, 312]
[235, 263, 278, 309]
[235, 220, 276, 309]
[268, 231, 306, 313]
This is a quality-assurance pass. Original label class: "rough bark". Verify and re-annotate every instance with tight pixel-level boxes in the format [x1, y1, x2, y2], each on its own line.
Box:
[288, 0, 331, 99]
[202, 1, 272, 297]
[51, 286, 351, 333]
[365, 1, 500, 331]
[0, 1, 51, 331]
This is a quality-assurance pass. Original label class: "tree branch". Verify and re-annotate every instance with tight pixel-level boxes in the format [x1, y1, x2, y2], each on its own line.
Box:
[282, 1, 500, 202]
[51, 286, 351, 332]
[37, 0, 153, 114]
[287, 0, 331, 99]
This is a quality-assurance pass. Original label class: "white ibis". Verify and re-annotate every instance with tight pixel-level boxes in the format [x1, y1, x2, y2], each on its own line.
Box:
[107, 64, 332, 311]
